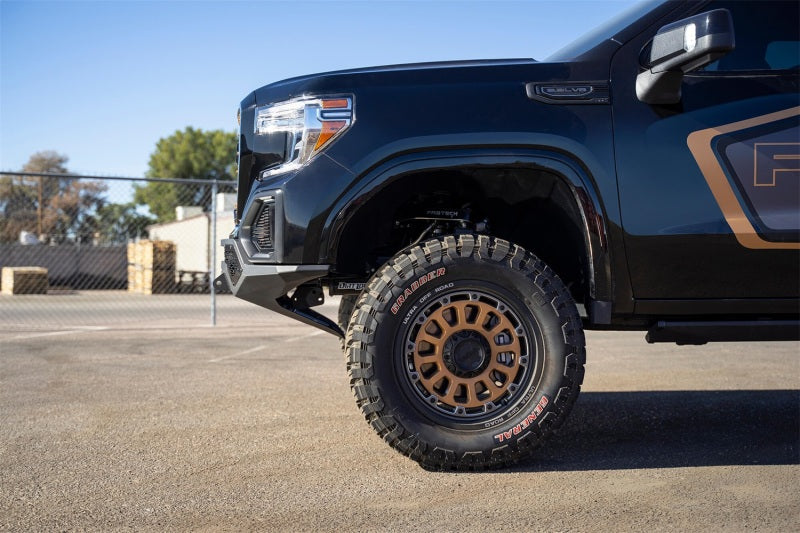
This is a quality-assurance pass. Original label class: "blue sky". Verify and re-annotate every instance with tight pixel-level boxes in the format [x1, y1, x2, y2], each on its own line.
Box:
[1, 0, 639, 179]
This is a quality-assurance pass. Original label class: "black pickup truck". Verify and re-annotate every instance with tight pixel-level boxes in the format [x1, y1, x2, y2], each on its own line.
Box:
[219, 0, 799, 470]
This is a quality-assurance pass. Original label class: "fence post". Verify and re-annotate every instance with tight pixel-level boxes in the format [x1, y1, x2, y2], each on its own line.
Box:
[75, 240, 81, 290]
[210, 181, 218, 326]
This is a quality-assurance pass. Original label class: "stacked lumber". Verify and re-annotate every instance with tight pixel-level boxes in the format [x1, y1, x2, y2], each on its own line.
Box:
[127, 240, 176, 294]
[1, 267, 49, 295]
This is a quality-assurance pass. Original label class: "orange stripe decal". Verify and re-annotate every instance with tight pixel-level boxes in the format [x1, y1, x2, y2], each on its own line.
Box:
[686, 106, 800, 250]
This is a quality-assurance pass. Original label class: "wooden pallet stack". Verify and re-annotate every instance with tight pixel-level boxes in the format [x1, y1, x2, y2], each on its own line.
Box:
[127, 240, 176, 294]
[1, 267, 49, 295]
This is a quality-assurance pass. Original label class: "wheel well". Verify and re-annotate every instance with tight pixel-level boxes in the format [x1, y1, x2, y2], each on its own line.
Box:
[334, 166, 591, 304]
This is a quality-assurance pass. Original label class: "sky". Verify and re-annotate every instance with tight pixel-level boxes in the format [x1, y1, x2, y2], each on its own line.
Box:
[1, 0, 640, 182]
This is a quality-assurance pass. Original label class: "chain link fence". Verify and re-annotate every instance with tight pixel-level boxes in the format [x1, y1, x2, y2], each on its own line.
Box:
[0, 172, 240, 328]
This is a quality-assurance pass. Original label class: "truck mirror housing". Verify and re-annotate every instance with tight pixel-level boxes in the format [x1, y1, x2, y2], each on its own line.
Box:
[636, 9, 735, 105]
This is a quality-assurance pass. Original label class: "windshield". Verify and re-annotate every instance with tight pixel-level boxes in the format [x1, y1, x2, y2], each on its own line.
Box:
[546, 0, 664, 61]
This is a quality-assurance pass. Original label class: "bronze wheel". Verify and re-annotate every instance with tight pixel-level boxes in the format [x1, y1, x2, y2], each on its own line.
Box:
[404, 290, 533, 419]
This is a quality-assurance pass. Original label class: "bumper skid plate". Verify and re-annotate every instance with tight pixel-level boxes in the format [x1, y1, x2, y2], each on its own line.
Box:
[220, 239, 343, 337]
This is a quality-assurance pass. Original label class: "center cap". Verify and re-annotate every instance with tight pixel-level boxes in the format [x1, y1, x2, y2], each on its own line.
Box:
[443, 330, 491, 377]
[455, 339, 485, 371]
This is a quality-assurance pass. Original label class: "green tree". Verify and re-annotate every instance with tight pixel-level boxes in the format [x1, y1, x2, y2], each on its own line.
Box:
[89, 203, 155, 244]
[134, 127, 237, 222]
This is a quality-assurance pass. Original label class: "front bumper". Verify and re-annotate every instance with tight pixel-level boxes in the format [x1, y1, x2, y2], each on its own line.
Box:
[219, 237, 343, 337]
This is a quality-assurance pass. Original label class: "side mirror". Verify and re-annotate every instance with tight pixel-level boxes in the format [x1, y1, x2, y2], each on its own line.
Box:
[636, 9, 735, 105]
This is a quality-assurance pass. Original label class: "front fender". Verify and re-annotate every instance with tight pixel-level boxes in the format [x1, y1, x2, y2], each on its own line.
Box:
[320, 146, 616, 308]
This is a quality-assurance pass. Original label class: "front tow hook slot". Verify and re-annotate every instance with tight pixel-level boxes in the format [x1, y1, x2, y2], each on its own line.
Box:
[214, 273, 230, 292]
[291, 283, 325, 310]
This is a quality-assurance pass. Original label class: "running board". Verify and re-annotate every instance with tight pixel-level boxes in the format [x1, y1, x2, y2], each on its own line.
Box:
[646, 320, 800, 345]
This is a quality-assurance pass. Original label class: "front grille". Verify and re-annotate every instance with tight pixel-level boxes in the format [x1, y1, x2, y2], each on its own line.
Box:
[224, 245, 242, 287]
[251, 201, 275, 253]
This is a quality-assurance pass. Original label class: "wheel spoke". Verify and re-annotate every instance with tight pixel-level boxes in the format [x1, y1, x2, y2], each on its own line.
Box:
[475, 306, 491, 330]
[420, 368, 443, 386]
[467, 382, 480, 405]
[480, 378, 504, 397]
[416, 332, 443, 349]
[489, 367, 510, 384]
[488, 320, 505, 334]
[450, 303, 464, 328]
[440, 383, 458, 405]
[430, 319, 446, 338]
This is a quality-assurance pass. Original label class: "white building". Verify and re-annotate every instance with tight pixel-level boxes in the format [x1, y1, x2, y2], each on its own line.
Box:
[147, 193, 235, 279]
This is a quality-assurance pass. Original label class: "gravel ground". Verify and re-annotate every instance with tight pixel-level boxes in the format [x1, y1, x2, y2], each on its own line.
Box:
[1, 294, 798, 531]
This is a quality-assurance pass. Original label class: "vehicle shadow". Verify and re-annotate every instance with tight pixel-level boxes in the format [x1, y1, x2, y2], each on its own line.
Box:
[511, 390, 800, 472]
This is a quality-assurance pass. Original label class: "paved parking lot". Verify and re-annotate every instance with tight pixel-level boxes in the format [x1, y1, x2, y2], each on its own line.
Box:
[1, 294, 798, 531]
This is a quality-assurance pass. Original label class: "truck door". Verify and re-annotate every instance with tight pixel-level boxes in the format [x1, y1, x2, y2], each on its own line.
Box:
[611, 0, 799, 309]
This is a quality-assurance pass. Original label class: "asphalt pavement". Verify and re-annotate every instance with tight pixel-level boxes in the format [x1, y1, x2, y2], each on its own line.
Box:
[1, 294, 798, 531]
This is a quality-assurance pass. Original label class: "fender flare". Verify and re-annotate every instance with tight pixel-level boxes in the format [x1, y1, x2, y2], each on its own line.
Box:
[321, 146, 614, 306]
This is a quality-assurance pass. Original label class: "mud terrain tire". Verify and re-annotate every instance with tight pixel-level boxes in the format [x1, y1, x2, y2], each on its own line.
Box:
[338, 294, 359, 333]
[345, 235, 585, 470]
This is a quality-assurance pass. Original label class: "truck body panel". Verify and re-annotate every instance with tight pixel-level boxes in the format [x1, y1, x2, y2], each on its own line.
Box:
[222, 0, 799, 338]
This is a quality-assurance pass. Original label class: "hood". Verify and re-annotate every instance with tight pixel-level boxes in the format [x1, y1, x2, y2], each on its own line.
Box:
[252, 58, 538, 105]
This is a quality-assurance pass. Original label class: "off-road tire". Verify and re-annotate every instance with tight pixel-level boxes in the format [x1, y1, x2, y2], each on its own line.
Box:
[338, 294, 359, 333]
[345, 234, 585, 470]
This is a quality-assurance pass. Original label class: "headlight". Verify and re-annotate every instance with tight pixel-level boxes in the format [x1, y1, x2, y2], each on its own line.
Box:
[254, 96, 353, 176]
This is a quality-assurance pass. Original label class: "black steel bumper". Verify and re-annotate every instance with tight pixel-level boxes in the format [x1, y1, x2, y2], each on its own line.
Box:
[218, 238, 343, 337]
